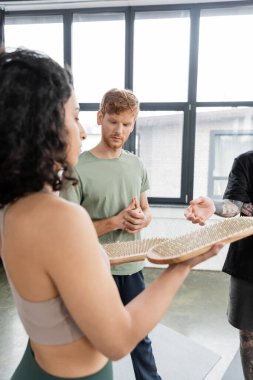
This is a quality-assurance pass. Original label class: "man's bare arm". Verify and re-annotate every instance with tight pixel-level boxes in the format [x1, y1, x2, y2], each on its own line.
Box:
[93, 216, 122, 237]
[93, 199, 137, 237]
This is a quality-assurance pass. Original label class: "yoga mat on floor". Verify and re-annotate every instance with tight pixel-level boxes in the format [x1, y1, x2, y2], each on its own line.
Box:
[113, 323, 220, 380]
[222, 349, 244, 380]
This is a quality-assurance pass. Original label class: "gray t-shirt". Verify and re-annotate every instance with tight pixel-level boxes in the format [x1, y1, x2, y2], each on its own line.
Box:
[60, 149, 150, 275]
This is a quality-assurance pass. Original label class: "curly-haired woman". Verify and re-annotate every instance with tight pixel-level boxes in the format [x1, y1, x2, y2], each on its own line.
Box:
[0, 48, 222, 380]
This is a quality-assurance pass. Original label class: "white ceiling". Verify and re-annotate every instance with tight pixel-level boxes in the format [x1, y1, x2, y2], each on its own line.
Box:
[0, 0, 249, 11]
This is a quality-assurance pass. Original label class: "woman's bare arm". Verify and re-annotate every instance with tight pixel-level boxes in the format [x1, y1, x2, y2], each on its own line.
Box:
[46, 200, 222, 360]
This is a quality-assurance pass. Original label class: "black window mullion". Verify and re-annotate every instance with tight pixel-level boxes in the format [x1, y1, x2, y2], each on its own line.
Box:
[79, 104, 100, 112]
[118, 7, 136, 154]
[124, 7, 134, 90]
[0, 7, 5, 46]
[183, 6, 200, 204]
[124, 7, 135, 154]
[63, 10, 72, 67]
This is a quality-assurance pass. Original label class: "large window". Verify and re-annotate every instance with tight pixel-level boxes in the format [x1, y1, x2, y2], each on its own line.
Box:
[72, 13, 125, 103]
[78, 111, 101, 152]
[198, 7, 253, 101]
[136, 111, 184, 198]
[194, 107, 253, 199]
[5, 15, 63, 64]
[209, 130, 253, 199]
[193, 4, 253, 202]
[4, 2, 253, 205]
[132, 9, 190, 203]
[134, 11, 190, 102]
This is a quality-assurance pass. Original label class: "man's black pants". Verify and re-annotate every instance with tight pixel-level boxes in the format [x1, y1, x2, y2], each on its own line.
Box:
[113, 271, 162, 380]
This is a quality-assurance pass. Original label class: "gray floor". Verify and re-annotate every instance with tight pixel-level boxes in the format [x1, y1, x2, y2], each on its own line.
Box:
[0, 265, 239, 380]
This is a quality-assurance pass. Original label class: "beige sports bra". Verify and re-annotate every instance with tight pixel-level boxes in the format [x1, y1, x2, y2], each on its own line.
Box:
[0, 205, 110, 345]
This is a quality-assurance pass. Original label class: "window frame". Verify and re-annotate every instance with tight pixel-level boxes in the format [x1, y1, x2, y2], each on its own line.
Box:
[4, 1, 253, 205]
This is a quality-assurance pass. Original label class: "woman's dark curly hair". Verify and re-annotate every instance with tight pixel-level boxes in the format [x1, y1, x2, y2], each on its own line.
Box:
[0, 47, 75, 207]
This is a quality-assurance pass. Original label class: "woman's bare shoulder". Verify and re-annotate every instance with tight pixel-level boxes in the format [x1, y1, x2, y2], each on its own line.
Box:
[7, 193, 94, 257]
[36, 194, 93, 240]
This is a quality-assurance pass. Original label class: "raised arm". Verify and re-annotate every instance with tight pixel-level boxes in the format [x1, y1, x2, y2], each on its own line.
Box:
[184, 196, 216, 225]
[184, 196, 243, 225]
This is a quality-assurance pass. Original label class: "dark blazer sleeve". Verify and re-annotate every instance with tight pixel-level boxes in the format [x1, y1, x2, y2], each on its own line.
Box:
[223, 155, 251, 203]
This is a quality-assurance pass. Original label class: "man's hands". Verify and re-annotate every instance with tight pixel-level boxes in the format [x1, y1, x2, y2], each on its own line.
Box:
[93, 195, 151, 237]
[115, 198, 147, 234]
[241, 202, 253, 216]
[184, 196, 215, 225]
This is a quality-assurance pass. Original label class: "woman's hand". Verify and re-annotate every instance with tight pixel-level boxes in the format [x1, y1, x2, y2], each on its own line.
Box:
[177, 243, 224, 269]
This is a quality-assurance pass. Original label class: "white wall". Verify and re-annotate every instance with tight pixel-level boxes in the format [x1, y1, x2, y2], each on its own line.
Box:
[143, 206, 228, 271]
